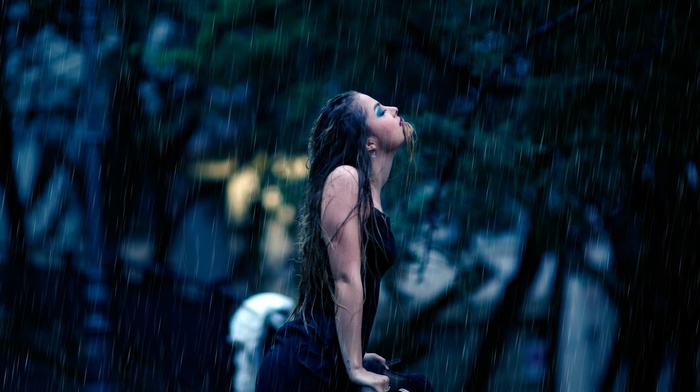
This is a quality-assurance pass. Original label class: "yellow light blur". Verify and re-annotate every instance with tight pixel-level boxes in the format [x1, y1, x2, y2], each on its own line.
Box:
[226, 166, 260, 224]
[188, 158, 237, 181]
[276, 204, 296, 225]
[261, 186, 283, 211]
[271, 155, 308, 181]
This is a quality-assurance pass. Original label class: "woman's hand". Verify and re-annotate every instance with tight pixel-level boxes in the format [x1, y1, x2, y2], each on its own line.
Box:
[364, 352, 388, 369]
[349, 367, 390, 392]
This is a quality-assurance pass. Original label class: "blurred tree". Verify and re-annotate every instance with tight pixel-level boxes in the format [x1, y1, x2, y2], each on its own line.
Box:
[2, 0, 699, 389]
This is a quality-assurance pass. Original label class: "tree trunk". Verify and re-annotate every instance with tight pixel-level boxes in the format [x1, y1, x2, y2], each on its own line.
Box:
[0, 0, 31, 342]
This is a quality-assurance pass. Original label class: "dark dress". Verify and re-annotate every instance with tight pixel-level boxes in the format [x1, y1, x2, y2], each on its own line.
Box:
[255, 209, 403, 392]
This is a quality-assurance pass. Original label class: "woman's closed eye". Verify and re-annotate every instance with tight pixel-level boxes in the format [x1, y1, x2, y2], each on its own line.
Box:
[375, 105, 386, 117]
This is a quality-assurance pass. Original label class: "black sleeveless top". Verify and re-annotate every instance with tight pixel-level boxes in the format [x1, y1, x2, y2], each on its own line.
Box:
[272, 208, 396, 385]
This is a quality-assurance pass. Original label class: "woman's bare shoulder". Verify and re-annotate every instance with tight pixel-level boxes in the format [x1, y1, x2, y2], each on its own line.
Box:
[326, 165, 359, 186]
[322, 166, 361, 226]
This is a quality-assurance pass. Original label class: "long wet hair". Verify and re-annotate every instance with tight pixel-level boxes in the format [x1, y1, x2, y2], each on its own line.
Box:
[291, 91, 415, 321]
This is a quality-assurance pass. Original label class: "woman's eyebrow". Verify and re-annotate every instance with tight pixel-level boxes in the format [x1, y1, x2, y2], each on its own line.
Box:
[373, 102, 380, 111]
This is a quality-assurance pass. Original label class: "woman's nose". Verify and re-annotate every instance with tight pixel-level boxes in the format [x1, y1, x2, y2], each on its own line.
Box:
[389, 106, 399, 116]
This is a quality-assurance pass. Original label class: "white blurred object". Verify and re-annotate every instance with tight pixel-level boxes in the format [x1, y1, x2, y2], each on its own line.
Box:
[396, 242, 457, 305]
[469, 230, 559, 319]
[584, 236, 613, 273]
[526, 252, 558, 304]
[557, 275, 618, 392]
[228, 292, 294, 392]
[469, 231, 524, 306]
[468, 204, 531, 309]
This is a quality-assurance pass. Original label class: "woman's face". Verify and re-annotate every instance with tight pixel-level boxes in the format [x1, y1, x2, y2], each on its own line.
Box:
[356, 93, 408, 153]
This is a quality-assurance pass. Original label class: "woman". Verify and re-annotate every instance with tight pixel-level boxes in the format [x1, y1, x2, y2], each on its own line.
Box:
[256, 91, 432, 392]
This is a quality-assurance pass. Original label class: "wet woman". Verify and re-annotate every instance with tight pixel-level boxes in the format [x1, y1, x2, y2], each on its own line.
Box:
[255, 91, 432, 392]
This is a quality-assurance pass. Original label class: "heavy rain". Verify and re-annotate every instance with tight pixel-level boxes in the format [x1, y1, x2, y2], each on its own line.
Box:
[1, 0, 698, 391]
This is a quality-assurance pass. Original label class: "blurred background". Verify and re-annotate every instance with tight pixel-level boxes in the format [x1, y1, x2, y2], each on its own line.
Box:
[1, 0, 698, 390]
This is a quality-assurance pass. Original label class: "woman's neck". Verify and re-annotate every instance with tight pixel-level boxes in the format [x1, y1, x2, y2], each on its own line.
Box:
[370, 153, 394, 209]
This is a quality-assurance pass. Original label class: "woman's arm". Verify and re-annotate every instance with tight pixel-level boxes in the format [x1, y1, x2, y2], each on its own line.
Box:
[322, 166, 389, 392]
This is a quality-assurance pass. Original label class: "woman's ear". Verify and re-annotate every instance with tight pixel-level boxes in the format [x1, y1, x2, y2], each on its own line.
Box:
[366, 137, 377, 154]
